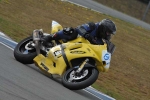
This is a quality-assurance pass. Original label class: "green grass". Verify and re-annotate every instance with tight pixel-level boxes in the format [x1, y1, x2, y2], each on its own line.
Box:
[0, 17, 26, 41]
[0, 0, 150, 100]
[92, 83, 122, 99]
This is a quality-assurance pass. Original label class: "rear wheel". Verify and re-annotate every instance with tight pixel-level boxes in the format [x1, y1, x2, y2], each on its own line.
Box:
[62, 67, 99, 90]
[14, 36, 37, 64]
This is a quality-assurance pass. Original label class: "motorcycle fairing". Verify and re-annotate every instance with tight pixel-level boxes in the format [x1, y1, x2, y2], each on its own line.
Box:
[64, 43, 109, 72]
[34, 45, 67, 76]
[34, 42, 110, 76]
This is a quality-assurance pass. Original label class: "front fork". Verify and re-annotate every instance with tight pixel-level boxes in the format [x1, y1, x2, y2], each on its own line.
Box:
[76, 58, 89, 73]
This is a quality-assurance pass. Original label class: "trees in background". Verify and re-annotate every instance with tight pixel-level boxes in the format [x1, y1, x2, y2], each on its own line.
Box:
[139, 0, 150, 4]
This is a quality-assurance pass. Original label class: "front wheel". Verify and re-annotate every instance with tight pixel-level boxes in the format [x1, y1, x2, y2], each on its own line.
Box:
[14, 36, 37, 64]
[62, 67, 99, 90]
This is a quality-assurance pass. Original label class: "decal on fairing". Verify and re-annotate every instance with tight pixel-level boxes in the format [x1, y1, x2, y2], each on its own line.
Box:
[54, 50, 62, 57]
[41, 63, 49, 71]
[104, 53, 110, 60]
[102, 50, 111, 69]
[70, 51, 86, 54]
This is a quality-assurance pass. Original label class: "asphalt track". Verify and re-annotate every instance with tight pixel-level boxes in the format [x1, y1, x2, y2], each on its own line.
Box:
[67, 0, 150, 30]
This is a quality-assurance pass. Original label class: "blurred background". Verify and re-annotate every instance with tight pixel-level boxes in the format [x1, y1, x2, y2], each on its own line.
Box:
[94, 0, 150, 24]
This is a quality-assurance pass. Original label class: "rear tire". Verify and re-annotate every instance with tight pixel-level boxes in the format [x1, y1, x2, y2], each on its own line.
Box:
[62, 67, 99, 90]
[14, 36, 37, 64]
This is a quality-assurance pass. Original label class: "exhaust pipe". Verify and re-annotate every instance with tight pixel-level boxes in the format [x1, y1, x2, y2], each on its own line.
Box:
[32, 29, 42, 55]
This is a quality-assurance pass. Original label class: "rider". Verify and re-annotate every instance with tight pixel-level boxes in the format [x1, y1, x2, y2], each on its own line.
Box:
[41, 19, 117, 45]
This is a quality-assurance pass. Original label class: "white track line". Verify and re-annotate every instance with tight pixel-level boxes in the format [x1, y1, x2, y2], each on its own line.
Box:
[0, 42, 14, 51]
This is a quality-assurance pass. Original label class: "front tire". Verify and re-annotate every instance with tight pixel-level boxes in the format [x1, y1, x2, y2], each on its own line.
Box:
[62, 67, 99, 90]
[14, 36, 37, 64]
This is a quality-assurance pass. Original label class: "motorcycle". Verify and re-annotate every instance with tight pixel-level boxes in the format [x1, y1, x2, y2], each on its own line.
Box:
[14, 21, 115, 90]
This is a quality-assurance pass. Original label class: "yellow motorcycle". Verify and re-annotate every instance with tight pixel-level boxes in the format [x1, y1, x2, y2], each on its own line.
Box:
[14, 21, 115, 90]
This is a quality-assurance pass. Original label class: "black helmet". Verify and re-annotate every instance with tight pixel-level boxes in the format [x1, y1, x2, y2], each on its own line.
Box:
[97, 19, 117, 40]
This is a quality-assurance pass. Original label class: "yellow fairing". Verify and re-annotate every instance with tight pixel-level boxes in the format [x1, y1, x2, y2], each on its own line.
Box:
[34, 42, 108, 76]
[64, 43, 108, 72]
[34, 45, 67, 76]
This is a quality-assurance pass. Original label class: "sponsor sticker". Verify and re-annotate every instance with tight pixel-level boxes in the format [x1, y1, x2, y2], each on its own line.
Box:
[70, 51, 85, 54]
[54, 50, 61, 56]
[104, 53, 110, 60]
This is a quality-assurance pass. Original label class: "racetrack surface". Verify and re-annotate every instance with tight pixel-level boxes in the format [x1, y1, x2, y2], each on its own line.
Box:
[0, 44, 102, 100]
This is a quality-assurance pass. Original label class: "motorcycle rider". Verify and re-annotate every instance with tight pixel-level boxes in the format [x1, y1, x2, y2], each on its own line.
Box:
[41, 19, 117, 45]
